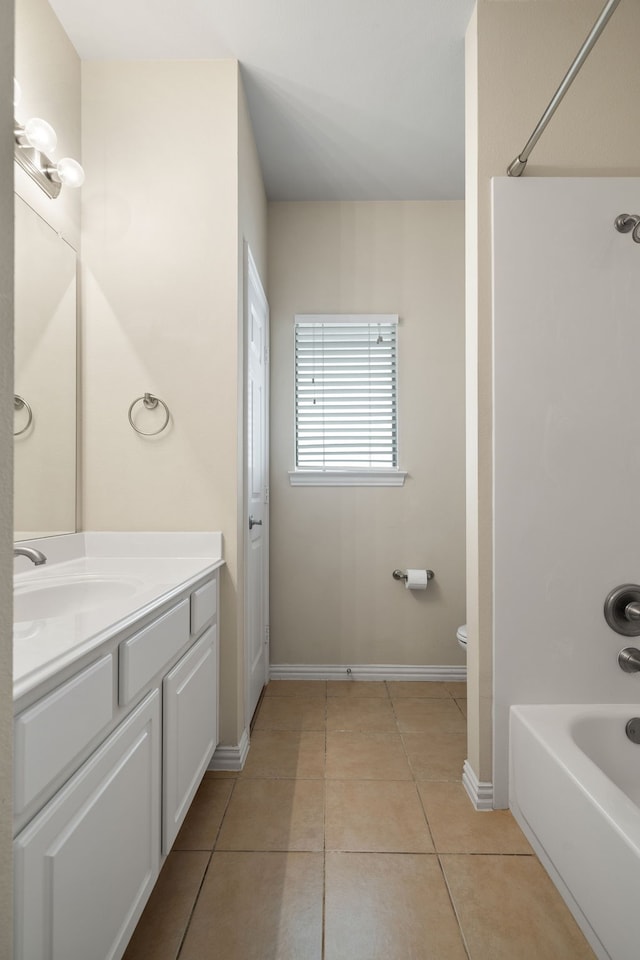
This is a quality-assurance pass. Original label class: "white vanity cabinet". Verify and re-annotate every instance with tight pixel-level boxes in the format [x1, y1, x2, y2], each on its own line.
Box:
[14, 690, 161, 960]
[13, 568, 220, 960]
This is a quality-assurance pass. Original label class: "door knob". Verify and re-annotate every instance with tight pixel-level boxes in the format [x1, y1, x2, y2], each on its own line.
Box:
[249, 515, 263, 530]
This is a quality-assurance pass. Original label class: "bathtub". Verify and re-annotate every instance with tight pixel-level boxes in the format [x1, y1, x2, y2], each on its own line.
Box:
[510, 704, 640, 960]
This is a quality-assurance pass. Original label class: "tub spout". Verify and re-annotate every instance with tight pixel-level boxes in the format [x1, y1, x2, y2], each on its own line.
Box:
[618, 647, 640, 673]
[13, 546, 47, 565]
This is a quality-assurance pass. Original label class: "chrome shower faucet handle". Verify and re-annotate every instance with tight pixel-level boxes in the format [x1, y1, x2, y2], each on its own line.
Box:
[618, 647, 640, 674]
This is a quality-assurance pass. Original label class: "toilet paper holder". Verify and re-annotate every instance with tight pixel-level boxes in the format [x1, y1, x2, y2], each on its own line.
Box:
[392, 569, 434, 583]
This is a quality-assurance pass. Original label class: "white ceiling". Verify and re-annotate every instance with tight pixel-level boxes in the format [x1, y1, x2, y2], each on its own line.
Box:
[48, 0, 476, 201]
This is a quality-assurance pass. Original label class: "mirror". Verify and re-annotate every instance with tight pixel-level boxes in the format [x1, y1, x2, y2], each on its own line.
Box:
[14, 195, 77, 540]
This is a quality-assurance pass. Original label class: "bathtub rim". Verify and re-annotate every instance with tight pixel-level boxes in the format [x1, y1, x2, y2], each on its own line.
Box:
[510, 703, 640, 854]
[509, 703, 640, 960]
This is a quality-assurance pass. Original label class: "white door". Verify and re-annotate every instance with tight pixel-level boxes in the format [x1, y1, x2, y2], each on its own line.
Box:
[245, 246, 269, 725]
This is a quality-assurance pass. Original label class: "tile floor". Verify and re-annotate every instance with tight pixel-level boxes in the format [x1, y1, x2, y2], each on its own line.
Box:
[122, 680, 596, 960]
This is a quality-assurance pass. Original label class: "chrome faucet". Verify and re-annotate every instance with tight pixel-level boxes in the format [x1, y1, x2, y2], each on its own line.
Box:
[14, 546, 47, 566]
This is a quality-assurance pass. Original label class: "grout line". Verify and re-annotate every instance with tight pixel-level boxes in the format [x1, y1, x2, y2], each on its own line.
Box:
[175, 777, 237, 959]
[322, 685, 327, 957]
[175, 847, 215, 959]
[442, 851, 535, 857]
[453, 697, 467, 720]
[321, 850, 327, 960]
[410, 747, 438, 855]
[323, 852, 456, 864]
[435, 853, 473, 960]
[213, 777, 238, 845]
[322, 716, 327, 960]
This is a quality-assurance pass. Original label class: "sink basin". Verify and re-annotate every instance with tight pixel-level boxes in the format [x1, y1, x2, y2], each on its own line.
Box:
[14, 575, 142, 623]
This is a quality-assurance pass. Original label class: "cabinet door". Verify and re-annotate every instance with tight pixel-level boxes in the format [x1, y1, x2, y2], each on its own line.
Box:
[163, 625, 218, 853]
[14, 689, 161, 960]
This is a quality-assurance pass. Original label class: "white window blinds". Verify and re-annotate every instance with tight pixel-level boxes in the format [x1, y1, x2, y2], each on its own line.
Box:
[295, 314, 398, 470]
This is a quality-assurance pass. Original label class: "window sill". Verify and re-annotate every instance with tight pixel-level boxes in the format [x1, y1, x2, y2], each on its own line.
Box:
[288, 469, 408, 487]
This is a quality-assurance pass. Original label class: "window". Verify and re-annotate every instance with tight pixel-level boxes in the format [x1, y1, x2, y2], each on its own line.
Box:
[291, 314, 406, 486]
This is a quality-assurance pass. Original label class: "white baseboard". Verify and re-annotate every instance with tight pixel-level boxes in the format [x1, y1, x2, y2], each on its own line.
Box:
[269, 663, 467, 682]
[462, 759, 494, 810]
[208, 727, 250, 771]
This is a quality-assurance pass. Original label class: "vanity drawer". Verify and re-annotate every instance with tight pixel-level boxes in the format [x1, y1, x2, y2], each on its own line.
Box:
[119, 600, 190, 706]
[14, 654, 114, 815]
[190, 577, 217, 635]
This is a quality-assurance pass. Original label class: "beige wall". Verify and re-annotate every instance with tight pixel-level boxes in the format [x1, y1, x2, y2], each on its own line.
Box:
[268, 201, 465, 669]
[81, 60, 266, 747]
[14, 0, 81, 248]
[0, 0, 14, 947]
[466, 0, 640, 787]
[239, 78, 268, 285]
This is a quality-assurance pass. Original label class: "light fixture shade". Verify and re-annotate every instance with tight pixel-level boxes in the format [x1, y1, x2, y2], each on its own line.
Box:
[23, 117, 57, 154]
[13, 79, 21, 108]
[55, 157, 85, 188]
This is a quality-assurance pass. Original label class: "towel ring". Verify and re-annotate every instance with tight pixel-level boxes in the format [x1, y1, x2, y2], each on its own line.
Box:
[14, 395, 33, 436]
[128, 392, 170, 436]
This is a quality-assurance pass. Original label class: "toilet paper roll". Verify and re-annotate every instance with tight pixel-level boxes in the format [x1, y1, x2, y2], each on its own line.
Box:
[405, 569, 429, 590]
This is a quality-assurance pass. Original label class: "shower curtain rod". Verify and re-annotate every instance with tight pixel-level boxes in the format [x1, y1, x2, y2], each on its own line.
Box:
[507, 0, 623, 177]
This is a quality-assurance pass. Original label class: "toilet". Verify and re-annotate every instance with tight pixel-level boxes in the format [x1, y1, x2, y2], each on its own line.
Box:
[456, 624, 467, 653]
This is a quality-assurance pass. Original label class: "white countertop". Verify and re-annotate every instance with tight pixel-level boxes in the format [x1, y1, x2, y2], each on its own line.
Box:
[13, 532, 224, 701]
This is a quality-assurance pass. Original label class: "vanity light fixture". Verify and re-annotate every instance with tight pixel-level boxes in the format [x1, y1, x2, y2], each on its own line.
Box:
[14, 81, 85, 199]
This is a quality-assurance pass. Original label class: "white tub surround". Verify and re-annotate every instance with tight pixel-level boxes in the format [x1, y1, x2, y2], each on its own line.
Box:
[510, 704, 640, 960]
[492, 178, 640, 807]
[13, 532, 222, 960]
[13, 531, 223, 700]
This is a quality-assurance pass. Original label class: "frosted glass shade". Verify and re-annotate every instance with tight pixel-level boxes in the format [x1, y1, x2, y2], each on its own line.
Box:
[55, 158, 85, 188]
[23, 118, 57, 154]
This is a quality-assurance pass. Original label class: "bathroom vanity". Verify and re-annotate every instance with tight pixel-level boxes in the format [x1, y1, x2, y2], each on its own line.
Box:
[12, 532, 223, 960]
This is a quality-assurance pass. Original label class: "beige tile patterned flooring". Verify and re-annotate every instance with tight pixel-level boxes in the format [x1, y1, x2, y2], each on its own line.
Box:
[122, 680, 596, 960]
